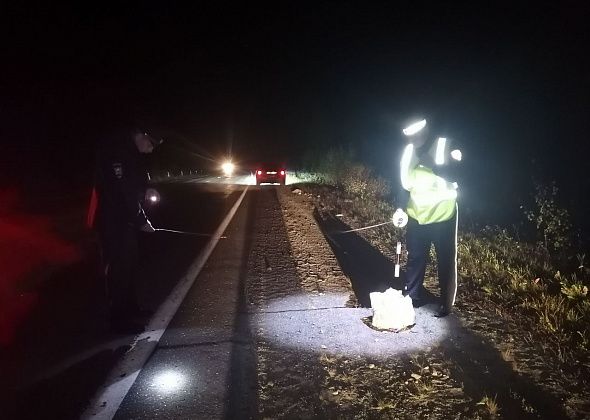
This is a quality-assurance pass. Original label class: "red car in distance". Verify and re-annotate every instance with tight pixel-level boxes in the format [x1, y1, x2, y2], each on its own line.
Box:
[255, 163, 286, 185]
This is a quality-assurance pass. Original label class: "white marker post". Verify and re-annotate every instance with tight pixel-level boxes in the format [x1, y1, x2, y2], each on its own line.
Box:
[395, 241, 402, 277]
[391, 208, 408, 279]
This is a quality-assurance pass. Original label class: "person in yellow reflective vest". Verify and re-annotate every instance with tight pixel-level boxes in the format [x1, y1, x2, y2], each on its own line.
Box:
[394, 118, 462, 317]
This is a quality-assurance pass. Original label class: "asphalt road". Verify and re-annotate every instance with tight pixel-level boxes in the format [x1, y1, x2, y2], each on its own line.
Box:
[112, 179, 257, 420]
[1, 175, 251, 420]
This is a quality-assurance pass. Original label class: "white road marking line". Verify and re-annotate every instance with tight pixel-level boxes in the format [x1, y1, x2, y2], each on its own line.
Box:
[81, 186, 249, 419]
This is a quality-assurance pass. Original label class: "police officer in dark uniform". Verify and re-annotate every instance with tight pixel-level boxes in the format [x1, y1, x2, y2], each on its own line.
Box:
[94, 127, 162, 332]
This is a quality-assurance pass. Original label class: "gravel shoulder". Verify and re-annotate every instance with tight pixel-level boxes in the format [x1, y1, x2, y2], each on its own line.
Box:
[244, 186, 586, 419]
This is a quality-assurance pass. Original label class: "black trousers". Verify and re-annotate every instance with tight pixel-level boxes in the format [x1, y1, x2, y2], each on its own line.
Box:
[99, 225, 140, 321]
[404, 207, 458, 309]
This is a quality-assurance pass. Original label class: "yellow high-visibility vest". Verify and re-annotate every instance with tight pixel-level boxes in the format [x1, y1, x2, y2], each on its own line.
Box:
[400, 143, 457, 225]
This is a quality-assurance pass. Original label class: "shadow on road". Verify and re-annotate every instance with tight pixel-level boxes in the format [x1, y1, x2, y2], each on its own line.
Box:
[442, 316, 569, 419]
[236, 188, 330, 418]
[313, 209, 411, 307]
[225, 188, 260, 419]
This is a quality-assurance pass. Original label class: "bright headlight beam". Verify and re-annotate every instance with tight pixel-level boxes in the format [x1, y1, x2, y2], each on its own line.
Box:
[221, 161, 235, 176]
[145, 188, 160, 203]
[451, 149, 462, 161]
[402, 119, 427, 136]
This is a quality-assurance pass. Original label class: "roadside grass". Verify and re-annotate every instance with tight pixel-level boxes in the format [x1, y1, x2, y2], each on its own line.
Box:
[478, 394, 500, 417]
[293, 159, 590, 415]
[459, 229, 590, 365]
[371, 396, 399, 411]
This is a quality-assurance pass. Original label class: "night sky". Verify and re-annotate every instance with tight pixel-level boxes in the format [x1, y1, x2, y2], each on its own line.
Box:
[2, 3, 589, 232]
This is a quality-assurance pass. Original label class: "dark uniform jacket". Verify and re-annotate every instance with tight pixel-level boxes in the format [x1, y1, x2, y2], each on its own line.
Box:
[94, 133, 149, 234]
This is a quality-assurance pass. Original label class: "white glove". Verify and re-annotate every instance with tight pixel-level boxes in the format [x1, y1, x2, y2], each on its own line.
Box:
[392, 208, 409, 228]
[140, 220, 156, 233]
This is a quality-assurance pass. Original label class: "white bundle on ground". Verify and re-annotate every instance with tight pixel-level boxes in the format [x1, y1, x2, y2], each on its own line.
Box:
[369, 288, 415, 330]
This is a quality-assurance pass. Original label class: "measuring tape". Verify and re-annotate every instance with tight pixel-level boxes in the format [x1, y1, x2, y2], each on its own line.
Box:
[154, 228, 226, 238]
[335, 221, 391, 234]
[333, 216, 405, 278]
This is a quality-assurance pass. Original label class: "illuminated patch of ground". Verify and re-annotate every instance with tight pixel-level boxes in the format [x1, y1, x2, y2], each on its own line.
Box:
[252, 292, 450, 358]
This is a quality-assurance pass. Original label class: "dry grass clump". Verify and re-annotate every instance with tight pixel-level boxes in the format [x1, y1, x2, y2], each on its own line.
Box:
[477, 394, 500, 417]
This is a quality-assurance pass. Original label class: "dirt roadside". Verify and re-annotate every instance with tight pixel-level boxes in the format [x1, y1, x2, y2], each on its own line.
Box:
[245, 186, 587, 419]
